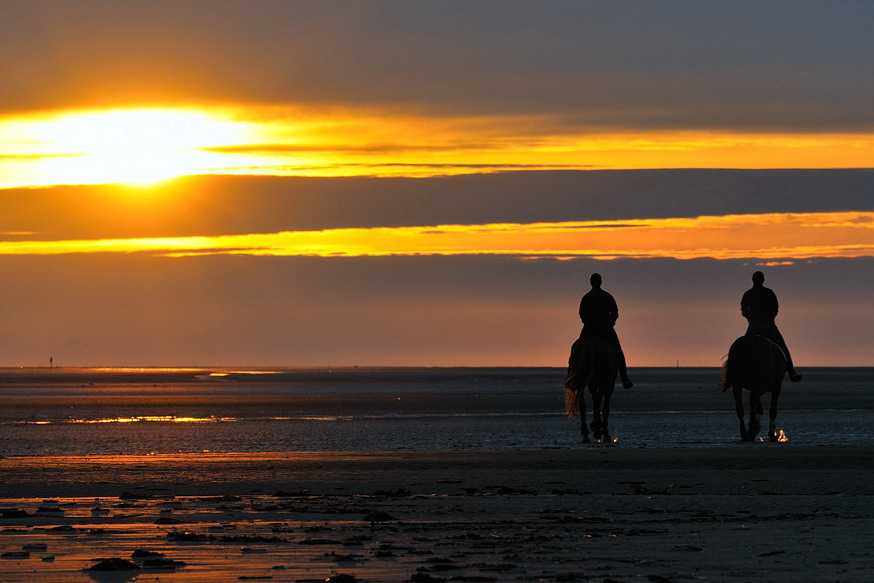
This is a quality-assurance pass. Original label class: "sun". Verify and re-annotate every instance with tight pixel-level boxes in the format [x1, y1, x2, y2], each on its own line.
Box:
[1, 108, 256, 187]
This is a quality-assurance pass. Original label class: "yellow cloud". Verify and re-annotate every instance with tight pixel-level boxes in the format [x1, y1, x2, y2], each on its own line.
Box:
[0, 212, 872, 260]
[3, 106, 874, 188]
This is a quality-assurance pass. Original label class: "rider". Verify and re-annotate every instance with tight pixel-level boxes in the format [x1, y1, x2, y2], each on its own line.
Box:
[741, 270, 802, 382]
[578, 273, 633, 389]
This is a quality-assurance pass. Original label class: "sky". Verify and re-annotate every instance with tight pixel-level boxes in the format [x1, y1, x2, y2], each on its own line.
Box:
[1, 1, 873, 367]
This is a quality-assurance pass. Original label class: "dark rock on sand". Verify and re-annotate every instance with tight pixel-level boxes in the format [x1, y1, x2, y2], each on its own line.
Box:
[142, 557, 186, 569]
[88, 558, 140, 571]
[131, 549, 164, 558]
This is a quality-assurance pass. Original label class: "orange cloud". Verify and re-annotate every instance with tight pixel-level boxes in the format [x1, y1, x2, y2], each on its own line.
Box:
[4, 107, 874, 188]
[0, 212, 872, 261]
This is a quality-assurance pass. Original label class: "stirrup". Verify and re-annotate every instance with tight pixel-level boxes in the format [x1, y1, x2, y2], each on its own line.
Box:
[789, 371, 802, 382]
[622, 378, 634, 389]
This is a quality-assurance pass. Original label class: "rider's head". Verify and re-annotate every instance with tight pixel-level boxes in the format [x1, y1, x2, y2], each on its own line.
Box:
[752, 271, 765, 285]
[590, 273, 602, 288]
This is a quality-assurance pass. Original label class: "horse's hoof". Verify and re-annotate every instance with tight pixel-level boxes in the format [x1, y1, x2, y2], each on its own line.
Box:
[582, 435, 591, 443]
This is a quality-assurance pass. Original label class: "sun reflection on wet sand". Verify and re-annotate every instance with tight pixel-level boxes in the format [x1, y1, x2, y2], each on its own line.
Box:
[754, 429, 788, 443]
[65, 416, 237, 424]
[2, 448, 873, 580]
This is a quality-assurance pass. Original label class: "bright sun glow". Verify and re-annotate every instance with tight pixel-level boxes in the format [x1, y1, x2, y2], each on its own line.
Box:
[4, 106, 874, 189]
[0, 109, 258, 187]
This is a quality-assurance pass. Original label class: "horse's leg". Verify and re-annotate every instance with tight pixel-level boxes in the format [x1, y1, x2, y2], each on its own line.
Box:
[579, 389, 590, 443]
[733, 386, 748, 441]
[590, 387, 603, 441]
[768, 387, 781, 442]
[748, 393, 762, 441]
[601, 386, 613, 443]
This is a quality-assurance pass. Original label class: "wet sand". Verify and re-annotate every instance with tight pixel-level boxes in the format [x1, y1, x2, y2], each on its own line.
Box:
[1, 447, 873, 582]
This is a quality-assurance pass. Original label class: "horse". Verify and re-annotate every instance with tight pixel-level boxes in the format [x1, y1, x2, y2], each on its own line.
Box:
[720, 334, 787, 442]
[564, 336, 620, 443]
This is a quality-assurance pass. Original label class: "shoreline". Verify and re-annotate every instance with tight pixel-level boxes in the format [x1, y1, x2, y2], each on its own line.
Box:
[2, 447, 873, 581]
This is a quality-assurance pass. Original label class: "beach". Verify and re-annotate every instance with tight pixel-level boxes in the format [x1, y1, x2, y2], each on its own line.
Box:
[2, 367, 873, 581]
[2, 446, 873, 582]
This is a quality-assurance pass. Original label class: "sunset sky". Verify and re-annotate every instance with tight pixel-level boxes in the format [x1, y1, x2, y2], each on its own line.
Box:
[1, 1, 873, 367]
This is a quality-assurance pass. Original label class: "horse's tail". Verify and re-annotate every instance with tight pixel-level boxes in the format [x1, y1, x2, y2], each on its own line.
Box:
[719, 356, 730, 392]
[563, 336, 583, 417]
[721, 336, 744, 392]
[564, 386, 580, 418]
[562, 371, 575, 392]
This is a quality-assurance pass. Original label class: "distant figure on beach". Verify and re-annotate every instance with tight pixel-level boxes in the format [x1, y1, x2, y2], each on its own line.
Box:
[741, 271, 801, 382]
[579, 273, 633, 389]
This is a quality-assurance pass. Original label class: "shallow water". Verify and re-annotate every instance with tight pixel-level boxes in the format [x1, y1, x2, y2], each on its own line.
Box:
[0, 367, 872, 455]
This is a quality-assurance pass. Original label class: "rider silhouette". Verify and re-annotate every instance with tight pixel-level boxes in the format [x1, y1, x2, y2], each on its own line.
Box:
[741, 271, 802, 382]
[579, 273, 633, 389]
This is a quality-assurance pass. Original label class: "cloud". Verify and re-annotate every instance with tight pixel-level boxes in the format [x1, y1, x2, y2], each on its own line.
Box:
[1, 171, 872, 243]
[5, 106, 874, 189]
[2, 2, 874, 132]
[1, 212, 872, 263]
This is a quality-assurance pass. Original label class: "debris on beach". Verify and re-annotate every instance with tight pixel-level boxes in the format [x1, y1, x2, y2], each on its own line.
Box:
[167, 530, 215, 542]
[154, 515, 184, 524]
[409, 573, 447, 582]
[364, 510, 395, 522]
[87, 558, 140, 571]
[372, 488, 412, 497]
[299, 537, 344, 545]
[131, 549, 163, 558]
[119, 491, 153, 500]
[142, 557, 186, 569]
[554, 573, 588, 582]
[325, 551, 365, 562]
[221, 534, 288, 544]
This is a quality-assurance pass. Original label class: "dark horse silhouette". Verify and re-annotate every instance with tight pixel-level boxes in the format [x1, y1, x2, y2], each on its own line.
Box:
[721, 335, 787, 442]
[564, 336, 620, 443]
